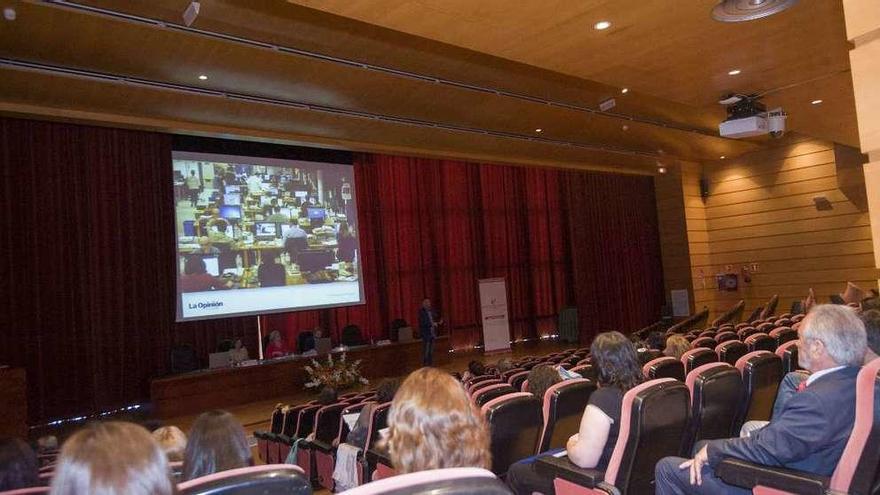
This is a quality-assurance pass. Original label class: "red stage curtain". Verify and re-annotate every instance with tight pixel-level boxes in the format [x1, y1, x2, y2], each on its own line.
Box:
[0, 117, 664, 425]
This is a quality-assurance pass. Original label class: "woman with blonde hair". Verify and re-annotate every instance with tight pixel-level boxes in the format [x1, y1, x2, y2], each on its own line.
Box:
[380, 367, 491, 474]
[663, 334, 690, 360]
[50, 421, 174, 495]
[152, 425, 187, 463]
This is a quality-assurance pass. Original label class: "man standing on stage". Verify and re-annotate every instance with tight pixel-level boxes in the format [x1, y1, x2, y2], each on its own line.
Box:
[419, 298, 441, 366]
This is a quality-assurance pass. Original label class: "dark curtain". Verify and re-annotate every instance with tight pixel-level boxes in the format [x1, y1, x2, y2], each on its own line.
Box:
[0, 117, 664, 425]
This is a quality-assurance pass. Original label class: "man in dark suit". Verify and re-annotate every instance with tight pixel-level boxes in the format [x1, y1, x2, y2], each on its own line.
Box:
[419, 298, 441, 366]
[655, 304, 868, 495]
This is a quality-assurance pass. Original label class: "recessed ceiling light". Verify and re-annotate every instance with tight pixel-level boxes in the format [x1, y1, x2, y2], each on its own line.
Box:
[720, 155, 726, 160]
[621, 124, 629, 131]
[728, 69, 741, 76]
[534, 128, 543, 133]
[3, 7, 16, 21]
[621, 88, 629, 94]
[657, 167, 667, 174]
[198, 74, 208, 80]
[594, 20, 611, 30]
[811, 99, 823, 105]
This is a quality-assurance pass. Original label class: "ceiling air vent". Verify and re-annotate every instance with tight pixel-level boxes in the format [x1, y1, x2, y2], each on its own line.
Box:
[712, 0, 799, 22]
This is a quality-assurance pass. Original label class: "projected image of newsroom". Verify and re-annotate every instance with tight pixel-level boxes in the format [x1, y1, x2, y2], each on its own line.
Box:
[172, 151, 363, 321]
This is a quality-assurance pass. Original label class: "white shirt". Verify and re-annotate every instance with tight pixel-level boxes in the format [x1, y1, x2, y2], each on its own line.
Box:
[805, 365, 846, 387]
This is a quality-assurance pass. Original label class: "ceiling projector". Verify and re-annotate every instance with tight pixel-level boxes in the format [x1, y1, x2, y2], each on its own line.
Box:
[718, 94, 786, 139]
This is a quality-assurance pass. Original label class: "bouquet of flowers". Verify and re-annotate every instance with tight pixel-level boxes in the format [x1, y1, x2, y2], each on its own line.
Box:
[303, 352, 369, 390]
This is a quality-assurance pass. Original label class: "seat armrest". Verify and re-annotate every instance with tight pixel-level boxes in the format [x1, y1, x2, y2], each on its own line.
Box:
[278, 434, 295, 445]
[536, 453, 604, 488]
[365, 448, 391, 468]
[311, 439, 334, 453]
[715, 458, 829, 495]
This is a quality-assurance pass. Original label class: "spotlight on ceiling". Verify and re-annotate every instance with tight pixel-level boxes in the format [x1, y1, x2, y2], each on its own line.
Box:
[811, 99, 823, 105]
[198, 74, 208, 81]
[182, 1, 200, 27]
[534, 128, 543, 133]
[594, 20, 611, 30]
[657, 166, 667, 174]
[728, 69, 741, 76]
[621, 88, 629, 94]
[3, 6, 15, 21]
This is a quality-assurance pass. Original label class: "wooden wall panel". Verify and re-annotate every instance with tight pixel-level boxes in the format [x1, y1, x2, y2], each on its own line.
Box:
[685, 140, 879, 318]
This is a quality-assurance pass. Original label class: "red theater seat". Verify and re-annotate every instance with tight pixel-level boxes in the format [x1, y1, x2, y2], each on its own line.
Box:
[775, 340, 802, 374]
[680, 347, 718, 375]
[536, 379, 690, 495]
[536, 379, 597, 454]
[642, 356, 685, 381]
[177, 464, 309, 495]
[735, 351, 783, 430]
[715, 340, 748, 366]
[745, 332, 777, 353]
[339, 467, 509, 495]
[716, 358, 880, 495]
[683, 362, 743, 455]
[481, 392, 543, 476]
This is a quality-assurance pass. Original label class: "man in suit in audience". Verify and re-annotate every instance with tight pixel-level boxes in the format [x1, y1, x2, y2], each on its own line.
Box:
[419, 298, 441, 366]
[655, 304, 867, 495]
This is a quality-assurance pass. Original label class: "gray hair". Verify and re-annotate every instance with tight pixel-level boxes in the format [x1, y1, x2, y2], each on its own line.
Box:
[803, 304, 867, 366]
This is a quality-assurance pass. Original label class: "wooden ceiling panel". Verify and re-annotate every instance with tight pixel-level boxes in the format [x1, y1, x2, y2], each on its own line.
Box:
[287, 0, 859, 146]
[0, 2, 756, 162]
[0, 67, 663, 174]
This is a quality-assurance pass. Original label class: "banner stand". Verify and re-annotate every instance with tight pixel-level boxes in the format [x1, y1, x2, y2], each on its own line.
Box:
[478, 278, 512, 354]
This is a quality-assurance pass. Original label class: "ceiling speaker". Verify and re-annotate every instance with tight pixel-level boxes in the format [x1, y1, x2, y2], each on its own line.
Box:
[712, 0, 799, 23]
[813, 196, 833, 211]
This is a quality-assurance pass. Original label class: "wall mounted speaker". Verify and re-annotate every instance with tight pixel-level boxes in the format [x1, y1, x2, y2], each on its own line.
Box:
[700, 176, 710, 198]
[813, 196, 833, 211]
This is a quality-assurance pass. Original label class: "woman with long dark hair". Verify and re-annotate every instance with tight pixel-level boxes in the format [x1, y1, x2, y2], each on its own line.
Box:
[507, 331, 644, 495]
[183, 410, 252, 481]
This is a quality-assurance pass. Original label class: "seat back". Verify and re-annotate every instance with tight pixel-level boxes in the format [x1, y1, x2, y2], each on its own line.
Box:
[468, 378, 503, 396]
[756, 322, 774, 333]
[364, 402, 392, 451]
[569, 363, 597, 382]
[769, 326, 798, 347]
[473, 384, 516, 407]
[735, 351, 783, 429]
[715, 331, 737, 344]
[481, 392, 543, 476]
[715, 340, 748, 366]
[466, 374, 497, 388]
[683, 363, 743, 455]
[680, 348, 718, 375]
[294, 404, 322, 437]
[775, 340, 801, 374]
[828, 358, 880, 495]
[737, 327, 760, 340]
[689, 337, 716, 350]
[178, 464, 310, 495]
[601, 379, 690, 494]
[744, 332, 776, 353]
[642, 357, 685, 381]
[313, 403, 346, 445]
[537, 379, 596, 453]
[507, 371, 529, 392]
[339, 467, 510, 494]
[637, 348, 662, 365]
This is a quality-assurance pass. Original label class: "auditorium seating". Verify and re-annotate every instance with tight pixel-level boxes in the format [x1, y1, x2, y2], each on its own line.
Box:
[358, 402, 391, 484]
[642, 356, 685, 381]
[715, 358, 880, 495]
[473, 383, 517, 407]
[339, 467, 511, 495]
[0, 488, 50, 495]
[744, 332, 776, 352]
[255, 404, 285, 463]
[569, 363, 596, 382]
[769, 326, 798, 347]
[507, 371, 529, 392]
[775, 340, 801, 374]
[178, 464, 310, 495]
[682, 363, 744, 456]
[735, 351, 783, 430]
[481, 392, 543, 476]
[715, 330, 737, 344]
[537, 379, 690, 495]
[536, 379, 597, 453]
[304, 403, 347, 490]
[716, 340, 748, 366]
[689, 336, 715, 350]
[270, 404, 305, 464]
[737, 326, 760, 340]
[680, 348, 718, 375]
[468, 378, 503, 396]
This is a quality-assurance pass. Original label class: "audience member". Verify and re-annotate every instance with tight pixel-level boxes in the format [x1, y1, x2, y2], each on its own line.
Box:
[507, 331, 644, 494]
[526, 364, 562, 400]
[317, 387, 338, 405]
[380, 368, 490, 474]
[664, 335, 690, 360]
[495, 357, 515, 375]
[183, 410, 252, 481]
[345, 378, 401, 450]
[647, 331, 666, 351]
[50, 421, 173, 495]
[655, 304, 867, 494]
[461, 360, 486, 382]
[152, 426, 187, 463]
[0, 438, 39, 491]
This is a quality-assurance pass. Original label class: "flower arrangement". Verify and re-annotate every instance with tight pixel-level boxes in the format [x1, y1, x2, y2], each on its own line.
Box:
[303, 352, 369, 390]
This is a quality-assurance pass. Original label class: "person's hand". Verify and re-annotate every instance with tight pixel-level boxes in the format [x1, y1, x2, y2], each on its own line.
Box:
[678, 445, 709, 485]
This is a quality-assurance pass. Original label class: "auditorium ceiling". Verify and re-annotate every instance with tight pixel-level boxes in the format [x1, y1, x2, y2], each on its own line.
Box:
[0, 0, 859, 174]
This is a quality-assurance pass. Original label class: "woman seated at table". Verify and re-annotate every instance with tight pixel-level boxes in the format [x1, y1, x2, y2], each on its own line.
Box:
[264, 330, 288, 359]
[506, 331, 644, 495]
